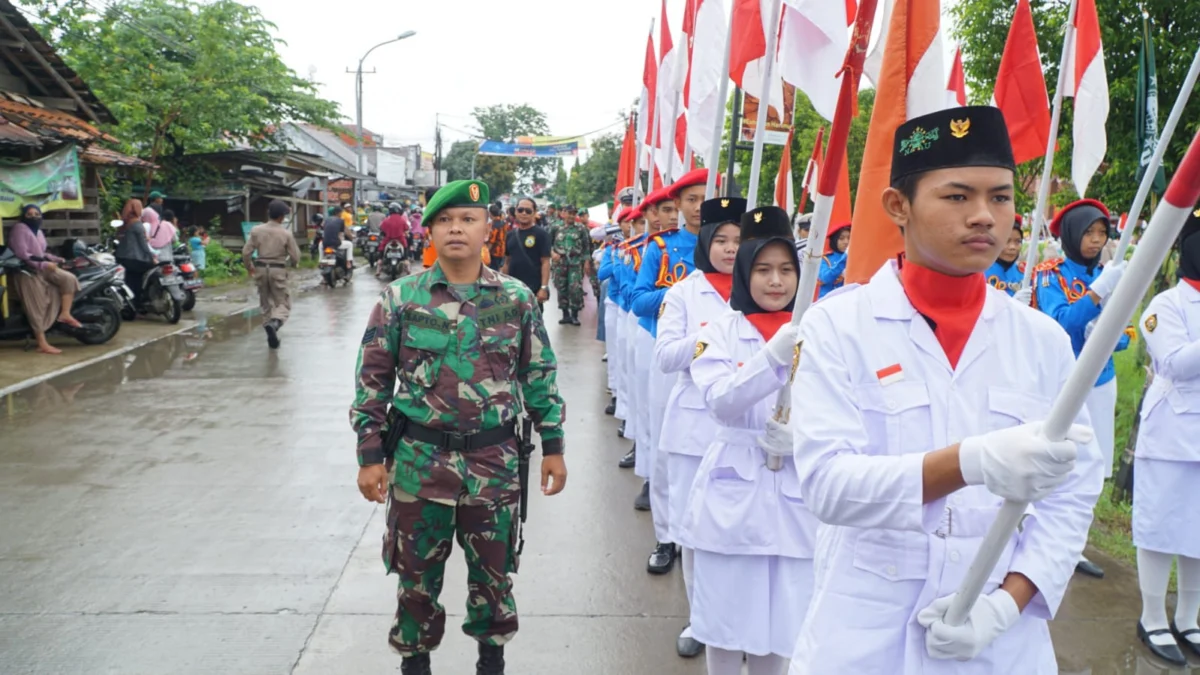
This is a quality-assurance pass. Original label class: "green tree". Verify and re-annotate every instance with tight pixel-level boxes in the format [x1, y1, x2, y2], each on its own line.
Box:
[471, 104, 553, 192]
[549, 162, 570, 202]
[566, 133, 623, 207]
[949, 0, 1200, 212]
[443, 140, 518, 197]
[21, 0, 340, 196]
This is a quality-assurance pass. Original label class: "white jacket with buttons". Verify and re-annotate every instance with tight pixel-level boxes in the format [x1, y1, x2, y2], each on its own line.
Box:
[1137, 280, 1200, 462]
[788, 261, 1104, 675]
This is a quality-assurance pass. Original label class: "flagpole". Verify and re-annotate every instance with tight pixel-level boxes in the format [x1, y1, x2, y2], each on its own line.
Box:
[744, 0, 784, 207]
[770, 0, 879, 470]
[947, 128, 1200, 627]
[797, 127, 826, 215]
[1021, 0, 1079, 289]
[1113, 40, 1200, 262]
[704, 0, 736, 201]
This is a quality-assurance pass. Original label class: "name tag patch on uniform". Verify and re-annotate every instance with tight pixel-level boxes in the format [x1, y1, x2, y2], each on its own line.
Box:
[876, 363, 905, 386]
[1145, 314, 1158, 333]
[402, 310, 454, 333]
[479, 306, 521, 329]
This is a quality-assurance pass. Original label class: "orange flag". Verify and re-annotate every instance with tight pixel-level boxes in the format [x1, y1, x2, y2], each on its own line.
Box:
[993, 0, 1050, 165]
[833, 150, 853, 226]
[845, 0, 943, 284]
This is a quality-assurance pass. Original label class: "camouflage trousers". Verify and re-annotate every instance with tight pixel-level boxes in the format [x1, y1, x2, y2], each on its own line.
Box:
[588, 266, 601, 303]
[383, 486, 520, 656]
[552, 259, 586, 312]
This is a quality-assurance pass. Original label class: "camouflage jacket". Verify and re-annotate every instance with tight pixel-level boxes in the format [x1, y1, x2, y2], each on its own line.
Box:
[553, 222, 591, 261]
[350, 263, 565, 471]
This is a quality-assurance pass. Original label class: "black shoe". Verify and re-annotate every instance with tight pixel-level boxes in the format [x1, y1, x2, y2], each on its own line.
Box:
[1172, 621, 1200, 659]
[401, 653, 432, 675]
[647, 542, 677, 574]
[634, 481, 651, 511]
[1075, 558, 1104, 579]
[618, 445, 636, 469]
[570, 310, 581, 326]
[558, 310, 571, 325]
[476, 643, 505, 675]
[264, 322, 280, 349]
[605, 397, 617, 416]
[1139, 622, 1188, 666]
[618, 420, 626, 438]
[676, 625, 704, 658]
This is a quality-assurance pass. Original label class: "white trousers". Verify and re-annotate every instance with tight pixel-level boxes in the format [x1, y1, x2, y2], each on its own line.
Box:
[1086, 377, 1118, 478]
[634, 327, 655, 479]
[648, 365, 677, 542]
[621, 310, 641, 440]
[604, 298, 620, 394]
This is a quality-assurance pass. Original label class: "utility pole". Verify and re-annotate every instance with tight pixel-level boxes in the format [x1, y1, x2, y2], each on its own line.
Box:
[348, 32, 416, 216]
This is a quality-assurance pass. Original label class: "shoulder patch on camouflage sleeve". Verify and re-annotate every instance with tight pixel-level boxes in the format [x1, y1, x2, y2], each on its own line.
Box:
[1144, 313, 1158, 333]
[693, 341, 708, 359]
[362, 326, 377, 345]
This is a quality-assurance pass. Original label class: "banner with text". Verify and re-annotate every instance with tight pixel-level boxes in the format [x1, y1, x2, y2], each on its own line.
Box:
[0, 145, 83, 217]
[478, 139, 582, 157]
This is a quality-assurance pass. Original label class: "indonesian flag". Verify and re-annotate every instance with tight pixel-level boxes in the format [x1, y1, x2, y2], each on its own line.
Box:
[615, 114, 638, 201]
[798, 126, 825, 214]
[656, 0, 685, 178]
[779, 0, 856, 122]
[947, 45, 967, 106]
[730, 0, 785, 112]
[776, 130, 795, 213]
[846, 0, 945, 284]
[675, 0, 700, 162]
[687, 0, 729, 164]
[1063, 0, 1108, 197]
[863, 0, 893, 87]
[991, 0, 1050, 165]
[638, 27, 658, 167]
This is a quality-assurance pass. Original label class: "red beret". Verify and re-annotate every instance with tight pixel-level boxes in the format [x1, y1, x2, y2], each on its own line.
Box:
[666, 168, 716, 199]
[638, 186, 673, 210]
[1014, 213, 1024, 226]
[1049, 198, 1109, 238]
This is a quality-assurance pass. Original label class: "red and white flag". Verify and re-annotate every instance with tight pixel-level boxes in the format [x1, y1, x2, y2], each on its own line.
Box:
[947, 45, 967, 107]
[638, 27, 659, 168]
[798, 126, 824, 214]
[991, 0, 1051, 165]
[776, 130, 795, 213]
[656, 0, 685, 178]
[730, 0, 785, 111]
[687, 0, 729, 164]
[779, 0, 856, 122]
[1063, 0, 1108, 197]
[675, 0, 700, 164]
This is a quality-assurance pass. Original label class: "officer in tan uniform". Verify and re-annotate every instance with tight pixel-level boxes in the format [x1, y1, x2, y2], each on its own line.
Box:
[243, 199, 302, 349]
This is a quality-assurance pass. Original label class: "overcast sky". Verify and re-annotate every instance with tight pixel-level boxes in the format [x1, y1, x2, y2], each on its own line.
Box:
[249, 0, 961, 153]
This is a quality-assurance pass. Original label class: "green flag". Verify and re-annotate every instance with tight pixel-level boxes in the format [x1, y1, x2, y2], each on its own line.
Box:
[1135, 14, 1167, 193]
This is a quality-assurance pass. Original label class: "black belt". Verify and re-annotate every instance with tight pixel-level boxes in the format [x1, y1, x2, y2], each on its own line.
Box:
[402, 419, 516, 452]
[255, 261, 286, 269]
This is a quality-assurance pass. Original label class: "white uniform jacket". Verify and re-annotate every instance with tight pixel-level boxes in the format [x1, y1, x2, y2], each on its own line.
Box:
[656, 272, 731, 458]
[1137, 280, 1200, 462]
[789, 262, 1104, 675]
[682, 311, 820, 559]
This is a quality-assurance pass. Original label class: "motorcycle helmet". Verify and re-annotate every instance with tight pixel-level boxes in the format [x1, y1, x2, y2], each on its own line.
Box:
[388, 202, 402, 213]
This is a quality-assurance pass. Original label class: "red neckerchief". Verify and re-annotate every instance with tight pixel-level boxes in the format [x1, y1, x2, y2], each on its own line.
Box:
[1185, 278, 1200, 293]
[899, 259, 986, 369]
[746, 311, 792, 342]
[705, 272, 733, 302]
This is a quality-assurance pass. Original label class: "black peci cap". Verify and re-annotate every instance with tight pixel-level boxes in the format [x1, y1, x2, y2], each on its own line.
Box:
[891, 106, 1016, 183]
[701, 197, 748, 227]
[740, 206, 793, 241]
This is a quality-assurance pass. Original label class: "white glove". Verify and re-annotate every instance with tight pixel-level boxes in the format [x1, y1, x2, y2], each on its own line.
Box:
[756, 419, 794, 458]
[1088, 261, 1126, 300]
[958, 422, 1093, 503]
[917, 590, 1021, 661]
[1012, 287, 1033, 307]
[763, 323, 800, 368]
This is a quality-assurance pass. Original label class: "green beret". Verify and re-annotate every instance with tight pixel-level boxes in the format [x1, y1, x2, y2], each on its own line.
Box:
[423, 179, 490, 225]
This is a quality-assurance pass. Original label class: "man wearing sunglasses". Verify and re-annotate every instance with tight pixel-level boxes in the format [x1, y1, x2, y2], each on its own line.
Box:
[502, 197, 552, 311]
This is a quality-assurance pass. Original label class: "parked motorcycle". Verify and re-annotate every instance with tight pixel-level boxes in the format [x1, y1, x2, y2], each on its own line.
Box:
[123, 261, 185, 324]
[380, 240, 409, 281]
[172, 243, 203, 311]
[319, 246, 353, 288]
[0, 247, 123, 346]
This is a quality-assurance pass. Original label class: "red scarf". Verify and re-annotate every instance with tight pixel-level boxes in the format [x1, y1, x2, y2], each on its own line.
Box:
[746, 311, 792, 342]
[900, 260, 986, 369]
[706, 272, 733, 302]
[1185, 278, 1200, 293]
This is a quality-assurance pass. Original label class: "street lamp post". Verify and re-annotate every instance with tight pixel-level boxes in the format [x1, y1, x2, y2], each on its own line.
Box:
[355, 30, 416, 216]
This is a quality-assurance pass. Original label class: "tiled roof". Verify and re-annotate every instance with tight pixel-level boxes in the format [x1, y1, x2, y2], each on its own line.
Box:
[0, 96, 117, 144]
[79, 144, 155, 169]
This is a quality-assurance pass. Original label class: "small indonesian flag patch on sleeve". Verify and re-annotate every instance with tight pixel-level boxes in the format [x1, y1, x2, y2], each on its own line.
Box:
[876, 364, 904, 386]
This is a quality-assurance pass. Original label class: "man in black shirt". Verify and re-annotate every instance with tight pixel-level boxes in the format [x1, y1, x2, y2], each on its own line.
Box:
[501, 196, 551, 311]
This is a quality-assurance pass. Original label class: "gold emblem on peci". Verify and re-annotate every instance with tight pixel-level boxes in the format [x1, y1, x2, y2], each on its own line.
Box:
[469, 183, 481, 202]
[693, 341, 708, 359]
[1145, 314, 1158, 333]
[950, 119, 970, 139]
[721, 199, 730, 208]
[754, 212, 763, 223]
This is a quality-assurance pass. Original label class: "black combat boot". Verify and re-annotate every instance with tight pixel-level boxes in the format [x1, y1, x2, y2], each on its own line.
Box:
[604, 396, 617, 415]
[476, 643, 505, 675]
[264, 320, 280, 349]
[570, 309, 581, 326]
[558, 308, 571, 324]
[401, 653, 432, 675]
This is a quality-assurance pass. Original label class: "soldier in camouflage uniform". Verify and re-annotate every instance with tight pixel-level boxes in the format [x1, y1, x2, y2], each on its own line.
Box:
[551, 205, 591, 326]
[351, 179, 568, 675]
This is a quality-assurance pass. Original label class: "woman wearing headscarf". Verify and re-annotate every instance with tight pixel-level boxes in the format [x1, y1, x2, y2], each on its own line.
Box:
[654, 197, 745, 658]
[817, 222, 851, 299]
[147, 208, 178, 261]
[115, 199, 158, 307]
[1033, 198, 1130, 579]
[7, 204, 82, 353]
[1131, 210, 1200, 666]
[682, 206, 817, 675]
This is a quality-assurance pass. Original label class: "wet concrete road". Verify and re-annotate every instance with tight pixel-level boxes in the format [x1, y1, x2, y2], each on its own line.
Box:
[0, 274, 1197, 674]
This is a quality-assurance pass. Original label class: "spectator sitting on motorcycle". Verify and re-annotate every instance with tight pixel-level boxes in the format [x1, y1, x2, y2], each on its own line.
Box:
[366, 203, 386, 233]
[377, 203, 409, 260]
[7, 204, 84, 353]
[115, 199, 158, 310]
